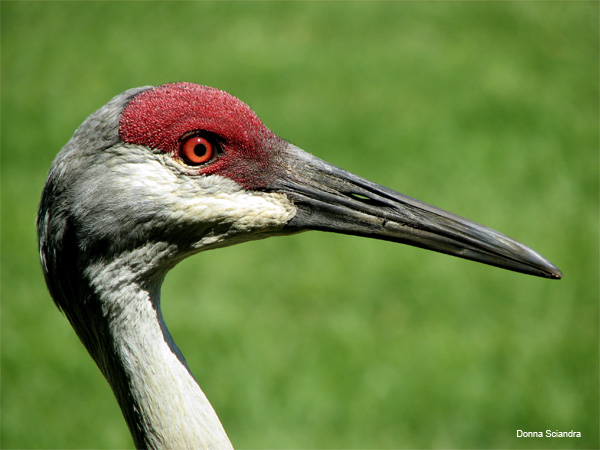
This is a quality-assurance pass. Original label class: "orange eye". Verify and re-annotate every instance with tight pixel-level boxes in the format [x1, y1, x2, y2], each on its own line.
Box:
[180, 135, 215, 165]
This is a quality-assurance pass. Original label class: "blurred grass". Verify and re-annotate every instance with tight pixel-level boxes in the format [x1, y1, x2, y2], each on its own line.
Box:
[1, 1, 598, 449]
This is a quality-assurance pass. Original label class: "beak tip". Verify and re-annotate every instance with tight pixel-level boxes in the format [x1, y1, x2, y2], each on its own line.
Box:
[525, 251, 562, 280]
[532, 251, 562, 280]
[548, 266, 563, 280]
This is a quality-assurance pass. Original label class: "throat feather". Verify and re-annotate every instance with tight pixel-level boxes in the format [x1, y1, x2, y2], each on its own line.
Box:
[82, 243, 233, 449]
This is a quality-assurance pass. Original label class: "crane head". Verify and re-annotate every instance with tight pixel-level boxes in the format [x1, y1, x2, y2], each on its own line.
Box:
[36, 83, 562, 449]
[38, 82, 561, 315]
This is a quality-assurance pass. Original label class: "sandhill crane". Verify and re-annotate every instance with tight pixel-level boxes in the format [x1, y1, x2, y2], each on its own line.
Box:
[37, 82, 562, 449]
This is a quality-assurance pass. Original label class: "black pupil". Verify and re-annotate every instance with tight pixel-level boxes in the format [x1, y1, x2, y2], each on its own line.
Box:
[194, 143, 207, 158]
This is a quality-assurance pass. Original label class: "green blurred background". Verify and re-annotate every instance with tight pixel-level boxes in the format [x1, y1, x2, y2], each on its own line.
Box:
[2, 2, 598, 449]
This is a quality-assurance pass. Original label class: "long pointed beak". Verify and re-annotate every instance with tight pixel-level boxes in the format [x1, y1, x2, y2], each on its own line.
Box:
[272, 144, 562, 280]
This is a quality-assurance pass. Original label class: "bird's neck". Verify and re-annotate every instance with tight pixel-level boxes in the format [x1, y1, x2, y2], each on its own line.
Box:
[83, 242, 233, 450]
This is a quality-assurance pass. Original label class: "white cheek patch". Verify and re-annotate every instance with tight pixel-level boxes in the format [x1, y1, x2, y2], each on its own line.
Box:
[177, 189, 297, 229]
[112, 152, 297, 244]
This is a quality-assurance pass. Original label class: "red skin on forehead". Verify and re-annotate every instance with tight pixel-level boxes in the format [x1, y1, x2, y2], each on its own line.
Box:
[119, 82, 283, 189]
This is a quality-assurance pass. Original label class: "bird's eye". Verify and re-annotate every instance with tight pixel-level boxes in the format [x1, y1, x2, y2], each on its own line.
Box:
[180, 135, 215, 166]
